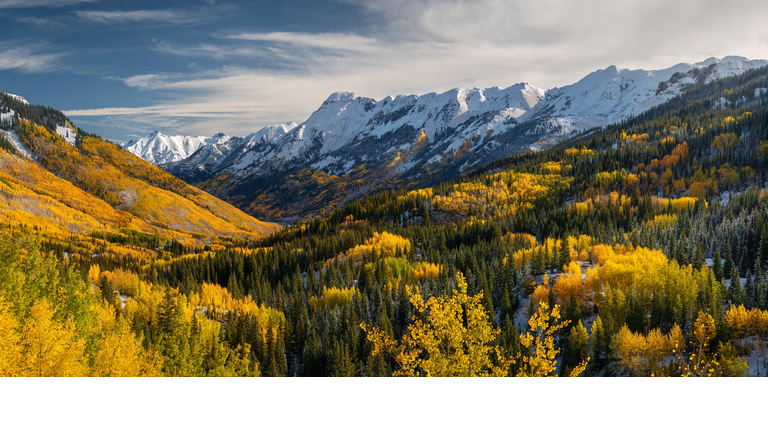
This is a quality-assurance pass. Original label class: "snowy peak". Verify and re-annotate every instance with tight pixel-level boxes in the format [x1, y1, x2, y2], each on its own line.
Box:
[244, 122, 297, 146]
[135, 122, 296, 181]
[122, 132, 211, 165]
[531, 56, 768, 134]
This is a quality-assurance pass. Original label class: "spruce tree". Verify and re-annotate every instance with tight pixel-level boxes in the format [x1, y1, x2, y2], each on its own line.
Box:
[730, 265, 743, 306]
[739, 245, 751, 278]
[590, 315, 606, 365]
[694, 242, 706, 270]
[559, 236, 571, 270]
[724, 242, 734, 280]
[713, 249, 724, 282]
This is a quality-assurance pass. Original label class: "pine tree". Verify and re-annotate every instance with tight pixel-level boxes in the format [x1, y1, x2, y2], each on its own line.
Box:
[590, 315, 606, 365]
[724, 242, 734, 280]
[730, 265, 743, 306]
[739, 245, 750, 278]
[694, 242, 706, 270]
[559, 236, 571, 270]
[713, 249, 724, 282]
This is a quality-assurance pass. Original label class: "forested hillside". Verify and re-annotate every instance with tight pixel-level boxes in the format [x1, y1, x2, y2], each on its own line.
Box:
[0, 65, 766, 377]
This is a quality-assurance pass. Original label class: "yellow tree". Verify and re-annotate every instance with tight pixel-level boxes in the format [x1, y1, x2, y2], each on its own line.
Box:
[0, 296, 23, 376]
[21, 299, 87, 377]
[361, 272, 511, 377]
[91, 318, 162, 377]
[518, 302, 588, 377]
[677, 310, 719, 377]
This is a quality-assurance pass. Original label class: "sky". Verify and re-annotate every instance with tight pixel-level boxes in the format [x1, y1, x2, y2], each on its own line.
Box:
[1, 0, 767, 143]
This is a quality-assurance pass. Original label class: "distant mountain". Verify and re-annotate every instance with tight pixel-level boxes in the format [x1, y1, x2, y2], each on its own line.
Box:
[122, 131, 223, 165]
[160, 122, 297, 182]
[126, 56, 767, 221]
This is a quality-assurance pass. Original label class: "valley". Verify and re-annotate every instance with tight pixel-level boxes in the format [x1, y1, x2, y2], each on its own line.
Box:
[1, 58, 767, 377]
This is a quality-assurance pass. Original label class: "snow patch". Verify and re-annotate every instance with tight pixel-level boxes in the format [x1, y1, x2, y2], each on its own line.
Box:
[0, 129, 33, 159]
[1, 92, 28, 105]
[56, 125, 76, 145]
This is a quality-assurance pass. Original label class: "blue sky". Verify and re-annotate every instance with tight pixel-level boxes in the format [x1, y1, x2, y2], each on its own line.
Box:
[1, 0, 767, 143]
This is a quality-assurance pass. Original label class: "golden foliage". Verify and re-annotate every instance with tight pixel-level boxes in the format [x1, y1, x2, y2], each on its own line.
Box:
[725, 305, 768, 340]
[410, 262, 442, 281]
[362, 272, 510, 377]
[432, 172, 571, 221]
[21, 299, 87, 377]
[91, 319, 162, 377]
[330, 232, 411, 266]
[309, 287, 358, 311]
[0, 296, 23, 376]
[518, 301, 587, 377]
[613, 323, 681, 376]
[712, 132, 739, 152]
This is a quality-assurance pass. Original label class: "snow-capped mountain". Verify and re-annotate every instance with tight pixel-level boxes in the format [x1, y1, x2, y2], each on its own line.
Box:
[123, 123, 297, 168]
[526, 56, 768, 137]
[186, 56, 766, 181]
[219, 83, 545, 180]
[127, 56, 766, 220]
[122, 131, 226, 165]
[162, 122, 297, 181]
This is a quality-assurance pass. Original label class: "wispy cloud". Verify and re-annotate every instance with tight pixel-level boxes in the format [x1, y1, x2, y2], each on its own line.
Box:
[0, 0, 95, 8]
[224, 32, 383, 52]
[75, 10, 201, 25]
[0, 42, 63, 73]
[150, 40, 268, 60]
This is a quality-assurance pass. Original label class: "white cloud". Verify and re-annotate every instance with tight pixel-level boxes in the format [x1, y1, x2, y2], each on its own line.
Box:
[0, 43, 63, 73]
[70, 0, 768, 137]
[150, 40, 269, 60]
[0, 0, 95, 8]
[224, 32, 383, 52]
[75, 10, 201, 25]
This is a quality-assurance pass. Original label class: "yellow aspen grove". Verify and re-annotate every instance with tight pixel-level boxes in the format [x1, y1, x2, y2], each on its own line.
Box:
[91, 319, 162, 377]
[21, 300, 87, 377]
[361, 272, 511, 377]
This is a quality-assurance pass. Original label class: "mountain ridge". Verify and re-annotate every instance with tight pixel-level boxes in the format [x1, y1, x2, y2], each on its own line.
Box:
[121, 56, 767, 220]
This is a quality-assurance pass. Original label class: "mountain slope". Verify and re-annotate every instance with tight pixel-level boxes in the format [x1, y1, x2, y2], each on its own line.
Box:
[0, 91, 279, 245]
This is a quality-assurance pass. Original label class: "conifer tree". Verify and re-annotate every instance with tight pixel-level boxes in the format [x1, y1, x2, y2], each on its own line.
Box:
[713, 249, 724, 282]
[724, 242, 734, 280]
[730, 265, 743, 306]
[739, 245, 750, 278]
[559, 236, 571, 270]
[590, 315, 607, 365]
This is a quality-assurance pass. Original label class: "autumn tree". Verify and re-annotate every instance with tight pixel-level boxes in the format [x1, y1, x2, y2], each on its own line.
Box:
[361, 272, 510, 377]
[518, 302, 588, 377]
[21, 300, 87, 377]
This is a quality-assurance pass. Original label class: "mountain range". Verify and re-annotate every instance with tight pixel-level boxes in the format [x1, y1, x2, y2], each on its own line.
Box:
[119, 56, 767, 221]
